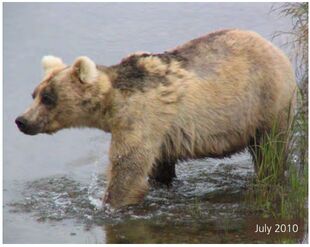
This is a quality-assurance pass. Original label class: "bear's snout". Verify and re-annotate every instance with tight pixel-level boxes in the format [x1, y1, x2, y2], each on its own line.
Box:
[15, 116, 28, 130]
[15, 116, 39, 135]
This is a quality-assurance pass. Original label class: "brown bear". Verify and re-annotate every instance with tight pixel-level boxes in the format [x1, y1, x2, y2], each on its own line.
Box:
[15, 29, 296, 208]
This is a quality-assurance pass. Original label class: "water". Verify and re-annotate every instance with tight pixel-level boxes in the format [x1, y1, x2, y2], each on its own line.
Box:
[8, 155, 254, 243]
[4, 3, 296, 244]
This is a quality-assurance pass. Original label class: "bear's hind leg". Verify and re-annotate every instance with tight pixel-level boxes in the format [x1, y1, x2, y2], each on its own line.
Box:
[149, 159, 176, 186]
[248, 130, 263, 174]
[249, 127, 288, 178]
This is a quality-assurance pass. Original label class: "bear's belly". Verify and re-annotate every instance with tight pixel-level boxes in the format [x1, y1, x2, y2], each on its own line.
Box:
[162, 129, 251, 161]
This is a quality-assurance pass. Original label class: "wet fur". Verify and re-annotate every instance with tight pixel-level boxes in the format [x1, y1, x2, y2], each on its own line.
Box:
[21, 29, 296, 208]
[104, 29, 296, 207]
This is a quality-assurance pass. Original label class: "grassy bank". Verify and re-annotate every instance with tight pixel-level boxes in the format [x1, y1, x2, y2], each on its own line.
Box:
[247, 2, 308, 225]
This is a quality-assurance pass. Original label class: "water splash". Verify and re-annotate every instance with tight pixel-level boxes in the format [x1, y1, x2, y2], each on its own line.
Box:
[9, 155, 254, 228]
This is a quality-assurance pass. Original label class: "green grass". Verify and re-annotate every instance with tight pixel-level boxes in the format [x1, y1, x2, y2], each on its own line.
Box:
[247, 3, 308, 226]
[247, 94, 307, 220]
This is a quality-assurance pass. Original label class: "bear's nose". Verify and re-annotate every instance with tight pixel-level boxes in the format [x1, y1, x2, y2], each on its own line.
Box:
[15, 116, 28, 131]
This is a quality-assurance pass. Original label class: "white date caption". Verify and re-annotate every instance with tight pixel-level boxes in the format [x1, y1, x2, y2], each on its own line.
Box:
[255, 223, 299, 235]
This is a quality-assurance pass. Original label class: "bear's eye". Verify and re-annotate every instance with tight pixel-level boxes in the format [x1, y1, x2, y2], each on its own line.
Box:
[41, 93, 56, 106]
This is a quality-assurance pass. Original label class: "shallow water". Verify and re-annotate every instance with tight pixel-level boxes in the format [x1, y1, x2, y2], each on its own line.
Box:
[9, 154, 256, 243]
[4, 3, 298, 244]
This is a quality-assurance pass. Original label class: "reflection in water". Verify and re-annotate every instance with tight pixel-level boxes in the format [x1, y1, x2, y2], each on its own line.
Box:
[105, 219, 247, 244]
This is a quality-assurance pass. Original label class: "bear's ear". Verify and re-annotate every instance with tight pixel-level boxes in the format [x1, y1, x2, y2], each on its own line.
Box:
[72, 56, 99, 84]
[42, 55, 66, 75]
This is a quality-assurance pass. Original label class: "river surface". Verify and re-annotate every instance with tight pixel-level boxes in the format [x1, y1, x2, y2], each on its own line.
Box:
[4, 3, 296, 244]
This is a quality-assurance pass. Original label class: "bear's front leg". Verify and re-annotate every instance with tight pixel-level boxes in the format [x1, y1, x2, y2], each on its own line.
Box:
[104, 137, 156, 208]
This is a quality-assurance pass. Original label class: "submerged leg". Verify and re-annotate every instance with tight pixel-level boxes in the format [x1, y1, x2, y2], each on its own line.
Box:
[149, 159, 177, 186]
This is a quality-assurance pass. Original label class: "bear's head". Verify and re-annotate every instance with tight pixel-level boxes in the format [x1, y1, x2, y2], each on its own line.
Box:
[15, 55, 112, 135]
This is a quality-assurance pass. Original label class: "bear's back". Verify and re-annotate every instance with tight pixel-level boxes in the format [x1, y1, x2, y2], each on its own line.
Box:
[168, 29, 294, 84]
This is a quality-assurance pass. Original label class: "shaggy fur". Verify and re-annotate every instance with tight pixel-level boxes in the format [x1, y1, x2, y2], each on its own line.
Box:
[16, 29, 296, 208]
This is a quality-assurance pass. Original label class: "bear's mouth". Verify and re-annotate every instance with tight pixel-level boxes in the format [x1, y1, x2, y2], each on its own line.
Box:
[17, 124, 40, 135]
